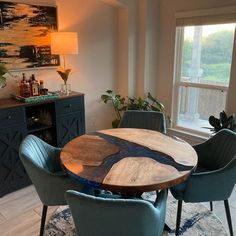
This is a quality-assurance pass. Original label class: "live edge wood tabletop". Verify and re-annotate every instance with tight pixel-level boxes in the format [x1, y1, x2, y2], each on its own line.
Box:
[60, 128, 198, 194]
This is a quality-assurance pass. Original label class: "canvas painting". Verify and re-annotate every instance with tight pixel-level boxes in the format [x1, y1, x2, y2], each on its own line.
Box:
[0, 1, 60, 70]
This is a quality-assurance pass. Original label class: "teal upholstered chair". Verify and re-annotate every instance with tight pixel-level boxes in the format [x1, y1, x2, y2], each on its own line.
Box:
[170, 129, 236, 236]
[65, 189, 168, 236]
[119, 110, 167, 133]
[19, 135, 93, 236]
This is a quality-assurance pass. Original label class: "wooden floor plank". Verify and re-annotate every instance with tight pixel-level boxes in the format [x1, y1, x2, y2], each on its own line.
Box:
[0, 210, 40, 236]
[0, 188, 41, 220]
[0, 186, 35, 208]
[0, 213, 6, 224]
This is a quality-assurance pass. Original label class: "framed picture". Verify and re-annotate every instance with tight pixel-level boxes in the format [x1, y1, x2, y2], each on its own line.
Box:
[0, 1, 60, 70]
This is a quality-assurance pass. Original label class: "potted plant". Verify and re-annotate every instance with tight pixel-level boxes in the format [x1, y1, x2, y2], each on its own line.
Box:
[127, 92, 164, 111]
[101, 90, 165, 128]
[208, 110, 236, 133]
[101, 90, 126, 128]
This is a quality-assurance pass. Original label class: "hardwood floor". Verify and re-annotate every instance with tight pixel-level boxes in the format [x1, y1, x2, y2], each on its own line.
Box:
[0, 186, 57, 236]
[0, 185, 235, 235]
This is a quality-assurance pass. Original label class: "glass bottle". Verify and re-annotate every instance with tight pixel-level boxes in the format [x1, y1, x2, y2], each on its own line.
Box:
[20, 73, 30, 98]
[39, 80, 44, 95]
[30, 74, 39, 96]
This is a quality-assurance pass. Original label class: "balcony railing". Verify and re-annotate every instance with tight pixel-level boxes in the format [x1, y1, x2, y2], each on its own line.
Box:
[176, 76, 228, 133]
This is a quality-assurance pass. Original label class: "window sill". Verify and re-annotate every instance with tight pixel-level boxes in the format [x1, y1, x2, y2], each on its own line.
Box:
[167, 127, 208, 145]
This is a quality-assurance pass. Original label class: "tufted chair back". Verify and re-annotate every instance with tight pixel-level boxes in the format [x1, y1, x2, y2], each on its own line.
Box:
[119, 110, 167, 134]
[66, 189, 168, 236]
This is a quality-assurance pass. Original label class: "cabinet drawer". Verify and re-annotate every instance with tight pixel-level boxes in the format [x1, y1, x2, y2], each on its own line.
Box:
[55, 96, 84, 115]
[0, 107, 25, 128]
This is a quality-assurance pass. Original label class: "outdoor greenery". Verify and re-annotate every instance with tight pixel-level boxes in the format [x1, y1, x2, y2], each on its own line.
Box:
[182, 29, 234, 84]
[101, 90, 165, 128]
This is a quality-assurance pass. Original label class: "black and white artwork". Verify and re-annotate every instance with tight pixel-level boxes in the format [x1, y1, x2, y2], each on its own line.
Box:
[0, 1, 60, 69]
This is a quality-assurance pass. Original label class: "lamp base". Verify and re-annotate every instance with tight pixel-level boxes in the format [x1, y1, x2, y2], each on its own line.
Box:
[61, 84, 71, 95]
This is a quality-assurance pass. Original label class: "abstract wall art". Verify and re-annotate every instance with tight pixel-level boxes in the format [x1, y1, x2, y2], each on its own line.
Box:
[0, 1, 60, 70]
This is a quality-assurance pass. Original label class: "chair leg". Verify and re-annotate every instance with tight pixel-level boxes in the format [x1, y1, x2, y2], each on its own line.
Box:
[176, 200, 182, 236]
[224, 200, 233, 236]
[210, 201, 213, 211]
[40, 205, 48, 236]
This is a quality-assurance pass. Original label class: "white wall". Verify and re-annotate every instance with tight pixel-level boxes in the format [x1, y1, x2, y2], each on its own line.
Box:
[115, 0, 161, 98]
[1, 0, 118, 132]
[57, 0, 118, 132]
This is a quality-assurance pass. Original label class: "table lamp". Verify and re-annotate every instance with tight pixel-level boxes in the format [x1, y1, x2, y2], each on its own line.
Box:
[50, 32, 79, 94]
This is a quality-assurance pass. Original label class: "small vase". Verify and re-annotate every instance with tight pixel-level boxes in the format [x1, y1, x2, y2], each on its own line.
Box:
[61, 83, 71, 95]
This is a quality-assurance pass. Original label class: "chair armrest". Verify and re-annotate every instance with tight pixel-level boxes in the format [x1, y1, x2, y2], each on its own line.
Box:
[183, 161, 236, 202]
[49, 170, 67, 176]
[154, 189, 168, 208]
[153, 189, 168, 235]
[96, 192, 122, 199]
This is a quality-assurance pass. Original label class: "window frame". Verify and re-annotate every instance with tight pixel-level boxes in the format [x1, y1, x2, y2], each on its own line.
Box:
[172, 25, 233, 137]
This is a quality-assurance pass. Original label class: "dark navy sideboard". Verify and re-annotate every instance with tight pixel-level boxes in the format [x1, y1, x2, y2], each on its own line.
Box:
[0, 91, 85, 196]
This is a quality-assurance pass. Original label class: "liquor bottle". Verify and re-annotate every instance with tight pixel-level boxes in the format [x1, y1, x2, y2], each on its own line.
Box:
[24, 80, 31, 98]
[19, 73, 25, 96]
[39, 80, 44, 95]
[20, 73, 31, 98]
[30, 74, 39, 96]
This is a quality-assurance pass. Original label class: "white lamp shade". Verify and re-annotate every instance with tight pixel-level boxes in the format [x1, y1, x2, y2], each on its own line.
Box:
[50, 32, 79, 55]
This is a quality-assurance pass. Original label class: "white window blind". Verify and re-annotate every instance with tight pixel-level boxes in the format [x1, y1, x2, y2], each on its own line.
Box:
[176, 6, 236, 26]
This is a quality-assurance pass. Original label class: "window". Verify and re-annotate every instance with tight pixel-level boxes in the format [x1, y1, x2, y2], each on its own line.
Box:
[173, 22, 236, 135]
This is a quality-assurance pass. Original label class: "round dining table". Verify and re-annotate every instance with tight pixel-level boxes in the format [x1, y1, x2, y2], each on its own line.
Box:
[60, 128, 198, 195]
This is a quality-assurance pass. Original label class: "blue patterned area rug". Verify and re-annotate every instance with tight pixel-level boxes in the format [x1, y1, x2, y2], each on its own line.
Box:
[44, 193, 228, 236]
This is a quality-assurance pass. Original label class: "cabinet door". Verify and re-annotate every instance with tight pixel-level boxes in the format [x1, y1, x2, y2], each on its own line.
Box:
[0, 125, 30, 197]
[56, 111, 85, 147]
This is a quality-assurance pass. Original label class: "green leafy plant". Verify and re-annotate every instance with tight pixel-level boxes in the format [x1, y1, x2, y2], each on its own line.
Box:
[127, 92, 164, 111]
[208, 110, 236, 133]
[101, 90, 126, 128]
[101, 90, 165, 128]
